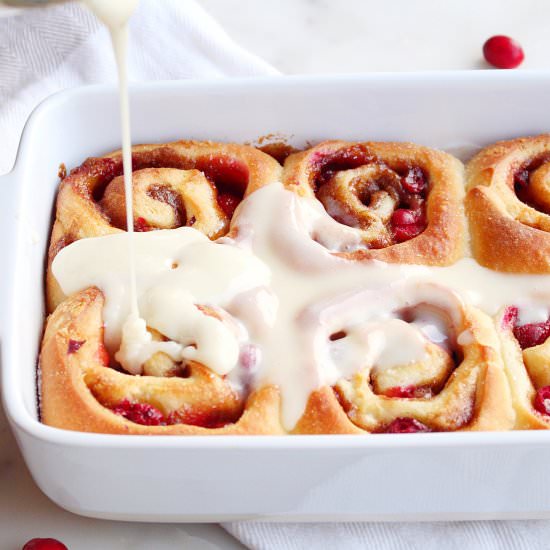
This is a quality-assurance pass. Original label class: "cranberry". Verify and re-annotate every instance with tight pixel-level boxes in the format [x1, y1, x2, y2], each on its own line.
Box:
[96, 343, 110, 367]
[383, 417, 431, 434]
[391, 207, 426, 242]
[393, 222, 424, 243]
[513, 320, 550, 349]
[134, 217, 152, 232]
[384, 385, 417, 398]
[502, 306, 519, 329]
[391, 208, 418, 226]
[167, 409, 231, 429]
[112, 400, 165, 426]
[534, 386, 550, 416]
[402, 167, 427, 194]
[67, 339, 85, 354]
[217, 192, 241, 217]
[483, 35, 524, 69]
[514, 169, 530, 189]
[22, 539, 68, 550]
[197, 156, 249, 193]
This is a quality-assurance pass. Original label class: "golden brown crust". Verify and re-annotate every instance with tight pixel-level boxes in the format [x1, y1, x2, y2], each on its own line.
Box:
[283, 140, 466, 266]
[466, 134, 550, 273]
[292, 388, 364, 435]
[46, 141, 282, 312]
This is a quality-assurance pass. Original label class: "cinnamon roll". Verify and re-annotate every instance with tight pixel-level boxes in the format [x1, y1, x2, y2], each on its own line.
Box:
[282, 140, 466, 265]
[466, 134, 550, 273]
[40, 287, 284, 434]
[46, 141, 282, 311]
[293, 284, 514, 434]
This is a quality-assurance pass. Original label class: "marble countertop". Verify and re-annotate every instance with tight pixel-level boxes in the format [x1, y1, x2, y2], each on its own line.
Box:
[201, 0, 550, 73]
[3, 0, 550, 548]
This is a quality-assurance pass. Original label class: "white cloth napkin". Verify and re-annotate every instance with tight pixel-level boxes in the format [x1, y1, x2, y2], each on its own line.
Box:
[225, 520, 550, 550]
[2, 2, 550, 549]
[0, 0, 277, 175]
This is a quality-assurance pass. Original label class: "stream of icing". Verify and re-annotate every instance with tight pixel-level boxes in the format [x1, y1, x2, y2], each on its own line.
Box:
[83, 0, 140, 318]
[53, 183, 550, 429]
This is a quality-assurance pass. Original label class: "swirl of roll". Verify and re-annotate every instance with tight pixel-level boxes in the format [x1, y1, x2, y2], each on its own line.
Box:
[466, 134, 550, 273]
[40, 287, 284, 434]
[496, 306, 550, 428]
[282, 140, 465, 265]
[46, 141, 282, 312]
[293, 284, 514, 434]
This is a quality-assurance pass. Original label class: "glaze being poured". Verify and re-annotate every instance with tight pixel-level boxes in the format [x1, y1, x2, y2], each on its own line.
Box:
[83, 0, 140, 318]
[53, 183, 550, 429]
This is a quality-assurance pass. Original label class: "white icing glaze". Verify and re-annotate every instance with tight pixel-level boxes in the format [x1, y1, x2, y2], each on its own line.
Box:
[52, 228, 270, 376]
[228, 183, 550, 319]
[53, 183, 550, 429]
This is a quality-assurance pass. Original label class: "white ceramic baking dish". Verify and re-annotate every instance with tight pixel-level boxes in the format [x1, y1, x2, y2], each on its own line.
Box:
[3, 73, 550, 522]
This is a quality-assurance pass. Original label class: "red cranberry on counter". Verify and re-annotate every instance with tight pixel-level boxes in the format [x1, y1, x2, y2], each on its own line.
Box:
[22, 538, 68, 550]
[483, 35, 524, 69]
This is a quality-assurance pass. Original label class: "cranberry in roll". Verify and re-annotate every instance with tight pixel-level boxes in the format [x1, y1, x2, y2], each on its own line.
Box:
[46, 141, 282, 312]
[283, 140, 465, 265]
[497, 306, 550, 429]
[466, 134, 550, 273]
[293, 284, 513, 434]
